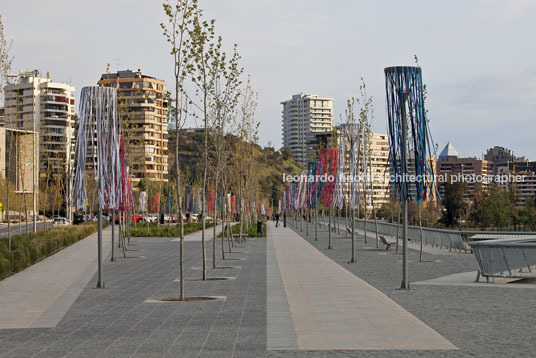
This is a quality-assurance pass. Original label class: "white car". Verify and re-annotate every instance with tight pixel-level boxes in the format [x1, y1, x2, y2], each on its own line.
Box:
[145, 214, 158, 223]
[53, 217, 70, 226]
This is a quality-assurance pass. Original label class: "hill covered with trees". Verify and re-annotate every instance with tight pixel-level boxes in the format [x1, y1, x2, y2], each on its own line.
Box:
[167, 129, 303, 209]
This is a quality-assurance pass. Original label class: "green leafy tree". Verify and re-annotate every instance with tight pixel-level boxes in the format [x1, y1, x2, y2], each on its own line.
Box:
[519, 196, 536, 231]
[280, 147, 292, 161]
[439, 179, 468, 228]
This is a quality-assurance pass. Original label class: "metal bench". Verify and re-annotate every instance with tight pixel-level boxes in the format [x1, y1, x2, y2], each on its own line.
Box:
[379, 235, 396, 250]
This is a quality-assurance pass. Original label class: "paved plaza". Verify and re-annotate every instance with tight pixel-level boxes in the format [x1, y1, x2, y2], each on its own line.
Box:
[0, 219, 535, 357]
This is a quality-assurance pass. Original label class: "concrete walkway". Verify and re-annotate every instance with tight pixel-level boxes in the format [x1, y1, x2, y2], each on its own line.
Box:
[0, 226, 113, 329]
[267, 221, 458, 351]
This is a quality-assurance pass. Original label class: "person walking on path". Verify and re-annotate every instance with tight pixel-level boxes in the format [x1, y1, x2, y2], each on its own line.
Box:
[283, 212, 287, 227]
[275, 212, 280, 227]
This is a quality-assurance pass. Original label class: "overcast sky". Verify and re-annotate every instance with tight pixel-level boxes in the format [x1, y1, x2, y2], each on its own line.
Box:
[3, 0, 536, 159]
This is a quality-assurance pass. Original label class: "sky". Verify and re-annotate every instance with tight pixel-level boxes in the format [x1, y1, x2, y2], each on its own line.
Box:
[2, 0, 536, 159]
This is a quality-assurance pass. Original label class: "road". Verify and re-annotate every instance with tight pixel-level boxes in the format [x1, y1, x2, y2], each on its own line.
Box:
[0, 222, 48, 238]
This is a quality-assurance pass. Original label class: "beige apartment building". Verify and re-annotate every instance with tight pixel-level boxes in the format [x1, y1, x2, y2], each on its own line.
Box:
[282, 94, 334, 165]
[98, 69, 169, 183]
[3, 71, 75, 174]
[367, 132, 390, 209]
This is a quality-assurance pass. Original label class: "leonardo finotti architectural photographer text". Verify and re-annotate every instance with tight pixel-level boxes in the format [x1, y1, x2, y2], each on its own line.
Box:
[282, 173, 526, 184]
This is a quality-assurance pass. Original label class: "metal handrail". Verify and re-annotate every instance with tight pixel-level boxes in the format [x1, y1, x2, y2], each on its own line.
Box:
[468, 239, 536, 282]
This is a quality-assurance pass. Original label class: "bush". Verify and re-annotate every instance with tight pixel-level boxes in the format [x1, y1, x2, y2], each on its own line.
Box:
[219, 222, 266, 238]
[130, 222, 214, 237]
[0, 223, 98, 281]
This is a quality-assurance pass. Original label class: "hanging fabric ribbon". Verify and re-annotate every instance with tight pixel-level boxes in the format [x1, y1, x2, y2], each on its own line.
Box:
[231, 195, 236, 213]
[217, 192, 223, 212]
[152, 193, 160, 213]
[71, 86, 121, 210]
[185, 185, 193, 212]
[306, 162, 321, 209]
[139, 191, 147, 213]
[166, 195, 173, 214]
[334, 128, 347, 210]
[319, 148, 339, 208]
[345, 123, 363, 209]
[208, 190, 216, 214]
[197, 188, 203, 213]
[296, 171, 307, 209]
[385, 66, 434, 203]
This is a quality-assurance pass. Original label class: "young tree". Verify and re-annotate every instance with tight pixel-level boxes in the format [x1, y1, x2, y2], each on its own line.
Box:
[357, 78, 376, 246]
[189, 12, 232, 280]
[1, 15, 13, 241]
[161, 0, 198, 299]
[235, 76, 259, 242]
[208, 45, 242, 267]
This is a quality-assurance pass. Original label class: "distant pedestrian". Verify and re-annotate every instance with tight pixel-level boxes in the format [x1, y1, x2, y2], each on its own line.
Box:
[275, 212, 280, 227]
[283, 212, 287, 227]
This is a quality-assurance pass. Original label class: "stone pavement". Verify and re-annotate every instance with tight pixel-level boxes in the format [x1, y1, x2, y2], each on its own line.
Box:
[0, 226, 266, 358]
[0, 227, 112, 329]
[2, 217, 536, 357]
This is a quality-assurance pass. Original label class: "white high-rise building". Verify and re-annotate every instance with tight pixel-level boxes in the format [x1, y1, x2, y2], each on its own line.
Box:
[4, 70, 75, 174]
[281, 94, 333, 165]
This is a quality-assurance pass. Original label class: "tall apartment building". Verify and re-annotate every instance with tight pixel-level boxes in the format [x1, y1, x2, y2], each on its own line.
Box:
[3, 70, 75, 174]
[98, 69, 169, 183]
[437, 142, 492, 199]
[281, 94, 333, 165]
[496, 161, 536, 206]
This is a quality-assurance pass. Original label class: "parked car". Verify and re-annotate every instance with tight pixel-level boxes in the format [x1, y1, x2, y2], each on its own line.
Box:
[131, 214, 143, 223]
[114, 214, 144, 224]
[145, 214, 158, 223]
[73, 214, 85, 225]
[53, 217, 70, 226]
[83, 214, 97, 222]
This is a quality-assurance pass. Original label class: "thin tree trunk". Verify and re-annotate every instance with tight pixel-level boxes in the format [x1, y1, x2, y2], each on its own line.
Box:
[396, 205, 401, 254]
[221, 199, 226, 259]
[201, 66, 208, 282]
[314, 208, 318, 241]
[328, 206, 332, 249]
[419, 203, 424, 262]
[6, 175, 11, 250]
[212, 176, 218, 269]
